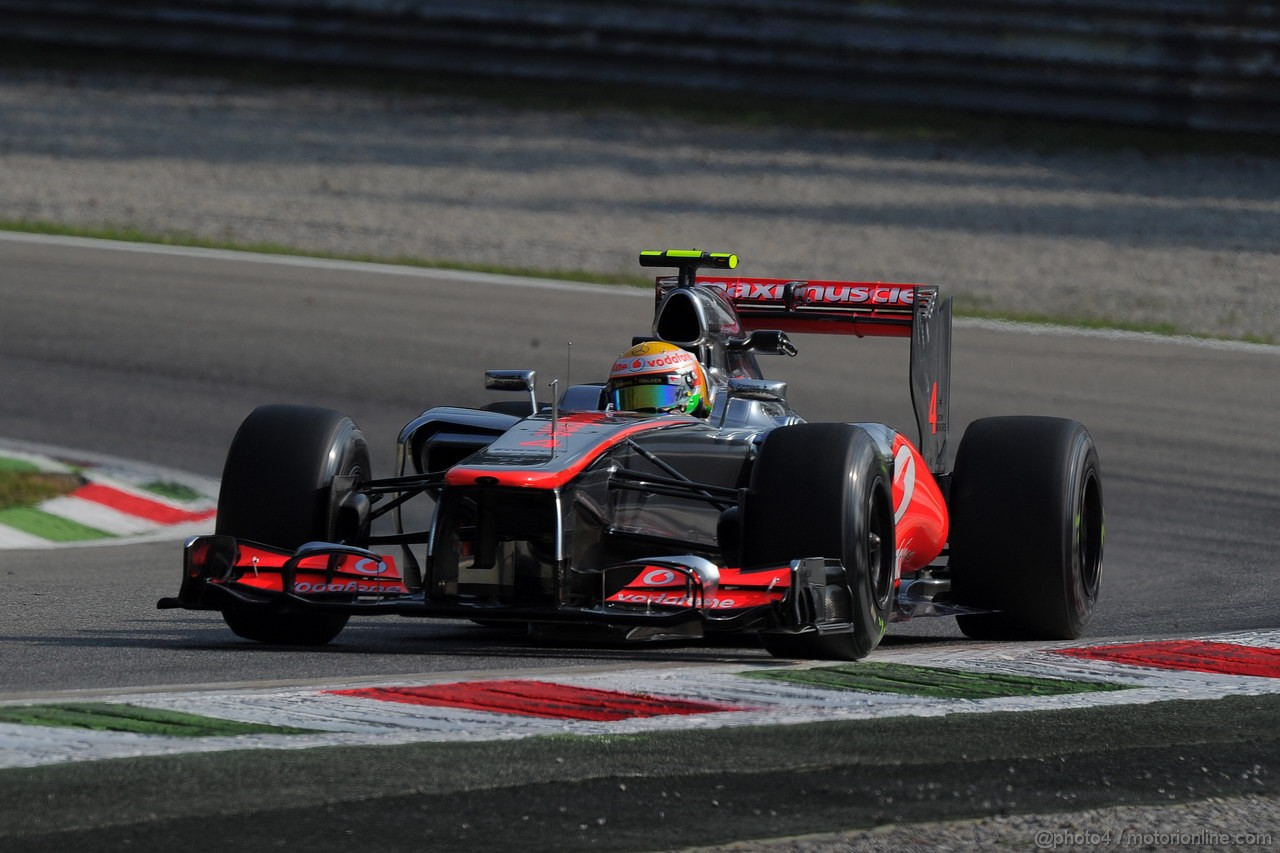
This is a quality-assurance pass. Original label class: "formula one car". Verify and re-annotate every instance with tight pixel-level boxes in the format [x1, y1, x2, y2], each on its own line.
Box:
[160, 250, 1104, 660]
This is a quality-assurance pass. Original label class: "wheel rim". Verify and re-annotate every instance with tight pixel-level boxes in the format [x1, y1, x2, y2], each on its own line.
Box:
[867, 486, 895, 610]
[1077, 468, 1103, 598]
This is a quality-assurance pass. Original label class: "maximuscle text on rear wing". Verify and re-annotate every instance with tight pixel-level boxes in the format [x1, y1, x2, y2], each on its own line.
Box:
[675, 276, 925, 339]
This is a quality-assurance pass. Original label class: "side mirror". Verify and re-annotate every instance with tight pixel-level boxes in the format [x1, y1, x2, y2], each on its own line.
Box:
[727, 378, 788, 402]
[484, 369, 538, 416]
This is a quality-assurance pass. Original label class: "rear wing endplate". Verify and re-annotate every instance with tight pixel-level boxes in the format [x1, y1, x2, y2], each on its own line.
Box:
[909, 289, 951, 474]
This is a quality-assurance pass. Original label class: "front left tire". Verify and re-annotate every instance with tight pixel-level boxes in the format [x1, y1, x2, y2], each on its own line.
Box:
[742, 423, 896, 661]
[215, 404, 371, 646]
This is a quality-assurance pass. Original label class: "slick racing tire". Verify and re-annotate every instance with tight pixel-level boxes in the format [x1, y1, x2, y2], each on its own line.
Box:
[949, 416, 1103, 640]
[744, 424, 895, 661]
[215, 404, 371, 646]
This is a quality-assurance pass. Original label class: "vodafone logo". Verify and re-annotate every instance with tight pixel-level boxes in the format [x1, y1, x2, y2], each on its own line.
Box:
[613, 349, 695, 375]
[294, 580, 401, 593]
[611, 592, 740, 609]
[893, 443, 916, 523]
[642, 568, 678, 586]
[353, 558, 387, 576]
[644, 352, 693, 369]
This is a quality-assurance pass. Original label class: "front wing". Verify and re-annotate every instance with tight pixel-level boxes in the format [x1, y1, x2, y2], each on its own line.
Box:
[159, 536, 877, 638]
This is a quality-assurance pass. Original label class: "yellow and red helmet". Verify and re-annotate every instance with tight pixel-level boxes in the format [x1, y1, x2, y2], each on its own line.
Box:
[607, 342, 710, 416]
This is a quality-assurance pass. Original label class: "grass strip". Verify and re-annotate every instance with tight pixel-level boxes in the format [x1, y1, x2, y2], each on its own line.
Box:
[140, 481, 204, 502]
[0, 506, 109, 542]
[742, 661, 1130, 700]
[0, 471, 84, 512]
[0, 457, 41, 474]
[0, 703, 314, 737]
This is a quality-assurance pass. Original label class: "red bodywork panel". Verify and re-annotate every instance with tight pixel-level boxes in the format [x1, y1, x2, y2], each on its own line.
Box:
[890, 433, 949, 574]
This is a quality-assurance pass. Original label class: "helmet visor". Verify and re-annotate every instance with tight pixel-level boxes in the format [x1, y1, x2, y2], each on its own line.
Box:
[610, 378, 685, 413]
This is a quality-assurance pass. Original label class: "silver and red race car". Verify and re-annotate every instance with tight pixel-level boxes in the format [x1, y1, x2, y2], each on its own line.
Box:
[160, 250, 1104, 660]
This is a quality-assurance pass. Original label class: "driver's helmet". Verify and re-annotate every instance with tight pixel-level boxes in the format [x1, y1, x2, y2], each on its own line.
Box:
[607, 341, 710, 416]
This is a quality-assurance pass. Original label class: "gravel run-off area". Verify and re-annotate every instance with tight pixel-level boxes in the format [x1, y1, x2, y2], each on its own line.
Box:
[0, 68, 1277, 341]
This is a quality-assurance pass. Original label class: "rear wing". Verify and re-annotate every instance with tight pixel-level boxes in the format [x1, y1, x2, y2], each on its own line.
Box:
[667, 276, 928, 340]
[654, 272, 952, 474]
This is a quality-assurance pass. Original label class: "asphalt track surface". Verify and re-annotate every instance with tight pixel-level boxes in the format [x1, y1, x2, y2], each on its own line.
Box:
[1, 233, 1278, 849]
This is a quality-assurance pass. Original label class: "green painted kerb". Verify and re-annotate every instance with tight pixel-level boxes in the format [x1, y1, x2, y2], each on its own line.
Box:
[141, 480, 203, 502]
[742, 662, 1130, 700]
[0, 456, 41, 473]
[0, 703, 315, 737]
[0, 506, 110, 541]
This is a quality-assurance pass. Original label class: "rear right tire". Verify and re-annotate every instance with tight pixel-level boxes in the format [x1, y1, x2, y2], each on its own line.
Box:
[949, 416, 1104, 640]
